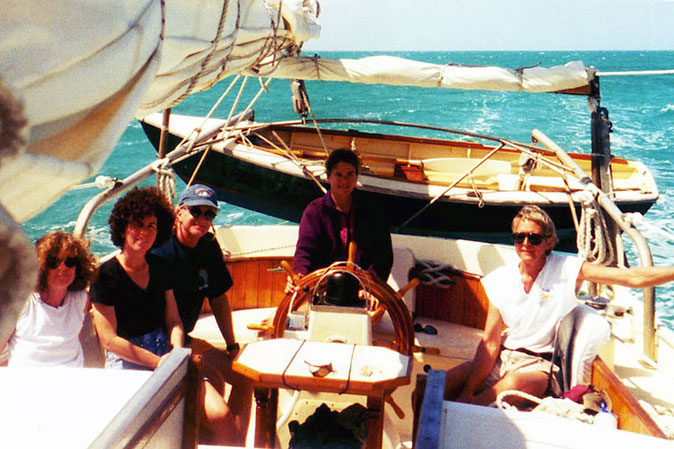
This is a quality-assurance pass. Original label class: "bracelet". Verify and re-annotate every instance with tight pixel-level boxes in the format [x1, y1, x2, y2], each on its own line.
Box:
[226, 342, 240, 352]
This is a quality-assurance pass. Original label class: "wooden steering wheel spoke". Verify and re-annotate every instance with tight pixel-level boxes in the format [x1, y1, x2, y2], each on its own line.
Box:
[272, 261, 414, 355]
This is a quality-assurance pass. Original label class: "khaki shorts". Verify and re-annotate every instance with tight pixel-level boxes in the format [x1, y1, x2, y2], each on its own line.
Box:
[483, 348, 559, 391]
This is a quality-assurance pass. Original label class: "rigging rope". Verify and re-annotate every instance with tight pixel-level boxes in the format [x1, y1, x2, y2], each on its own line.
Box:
[69, 175, 117, 191]
[396, 143, 505, 231]
[152, 158, 177, 201]
[597, 69, 674, 76]
[496, 390, 594, 424]
[186, 76, 272, 187]
[576, 186, 614, 265]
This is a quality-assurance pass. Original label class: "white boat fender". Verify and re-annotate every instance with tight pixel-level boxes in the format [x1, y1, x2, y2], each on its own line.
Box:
[593, 402, 618, 428]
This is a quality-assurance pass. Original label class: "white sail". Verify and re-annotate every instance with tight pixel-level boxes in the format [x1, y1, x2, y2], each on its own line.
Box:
[0, 0, 319, 342]
[249, 55, 592, 93]
[0, 0, 320, 224]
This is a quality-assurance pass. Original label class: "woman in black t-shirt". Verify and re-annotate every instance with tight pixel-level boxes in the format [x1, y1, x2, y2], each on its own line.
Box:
[90, 187, 183, 370]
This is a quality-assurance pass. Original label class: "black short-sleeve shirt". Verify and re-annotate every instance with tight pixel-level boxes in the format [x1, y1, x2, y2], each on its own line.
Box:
[90, 256, 172, 339]
[150, 233, 233, 335]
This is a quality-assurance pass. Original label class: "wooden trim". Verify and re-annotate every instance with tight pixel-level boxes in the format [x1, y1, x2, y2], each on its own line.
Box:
[415, 272, 488, 330]
[226, 258, 292, 311]
[591, 357, 667, 438]
[182, 355, 202, 449]
[253, 387, 278, 448]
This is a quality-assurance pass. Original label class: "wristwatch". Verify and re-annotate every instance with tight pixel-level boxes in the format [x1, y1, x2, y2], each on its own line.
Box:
[226, 342, 240, 352]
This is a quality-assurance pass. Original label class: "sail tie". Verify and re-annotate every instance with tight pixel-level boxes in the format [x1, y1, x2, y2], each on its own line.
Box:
[69, 175, 118, 191]
[291, 79, 309, 122]
[152, 157, 177, 201]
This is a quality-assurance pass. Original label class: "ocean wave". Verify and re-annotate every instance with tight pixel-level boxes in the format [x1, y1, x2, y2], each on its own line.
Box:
[660, 104, 674, 114]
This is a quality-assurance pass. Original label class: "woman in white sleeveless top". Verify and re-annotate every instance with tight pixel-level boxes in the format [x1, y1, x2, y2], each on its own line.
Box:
[2, 231, 97, 367]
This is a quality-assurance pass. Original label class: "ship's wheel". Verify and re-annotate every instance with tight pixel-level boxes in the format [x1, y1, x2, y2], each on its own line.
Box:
[272, 244, 416, 356]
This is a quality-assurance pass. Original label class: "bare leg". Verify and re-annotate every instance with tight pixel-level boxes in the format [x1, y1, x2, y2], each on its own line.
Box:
[472, 369, 549, 406]
[201, 348, 253, 445]
[443, 361, 472, 400]
[199, 379, 236, 445]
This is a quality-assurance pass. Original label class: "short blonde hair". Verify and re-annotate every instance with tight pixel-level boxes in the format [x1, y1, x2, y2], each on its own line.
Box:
[512, 205, 557, 250]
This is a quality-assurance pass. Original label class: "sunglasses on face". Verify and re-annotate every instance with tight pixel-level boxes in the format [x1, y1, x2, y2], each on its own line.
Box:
[511, 232, 550, 246]
[46, 255, 78, 269]
[187, 206, 217, 221]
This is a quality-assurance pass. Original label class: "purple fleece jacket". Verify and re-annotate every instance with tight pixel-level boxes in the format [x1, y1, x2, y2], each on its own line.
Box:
[293, 191, 393, 280]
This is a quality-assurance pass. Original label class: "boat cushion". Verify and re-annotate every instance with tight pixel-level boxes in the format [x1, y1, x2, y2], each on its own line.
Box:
[375, 246, 416, 334]
[552, 304, 611, 392]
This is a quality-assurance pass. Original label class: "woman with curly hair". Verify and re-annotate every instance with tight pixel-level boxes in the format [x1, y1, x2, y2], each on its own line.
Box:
[2, 231, 97, 367]
[90, 187, 183, 370]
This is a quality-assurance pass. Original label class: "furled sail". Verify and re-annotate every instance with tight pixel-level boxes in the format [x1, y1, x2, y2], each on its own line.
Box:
[0, 0, 319, 343]
[0, 0, 320, 224]
[248, 55, 593, 93]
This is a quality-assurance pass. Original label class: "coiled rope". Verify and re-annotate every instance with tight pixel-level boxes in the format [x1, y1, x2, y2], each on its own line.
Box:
[413, 260, 455, 288]
[152, 157, 177, 201]
[576, 186, 614, 265]
[496, 390, 594, 424]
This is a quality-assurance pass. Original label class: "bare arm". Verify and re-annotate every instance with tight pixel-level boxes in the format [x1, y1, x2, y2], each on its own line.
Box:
[91, 303, 162, 369]
[458, 304, 504, 402]
[164, 290, 184, 350]
[209, 292, 236, 349]
[578, 262, 674, 289]
[77, 297, 92, 341]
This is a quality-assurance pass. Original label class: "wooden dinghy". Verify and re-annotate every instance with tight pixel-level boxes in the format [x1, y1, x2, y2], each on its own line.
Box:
[140, 114, 658, 251]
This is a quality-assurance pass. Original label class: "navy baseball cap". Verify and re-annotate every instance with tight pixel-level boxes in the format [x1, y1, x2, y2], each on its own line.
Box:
[177, 184, 219, 209]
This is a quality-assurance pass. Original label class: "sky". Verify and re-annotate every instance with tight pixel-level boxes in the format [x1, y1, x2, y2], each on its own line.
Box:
[303, 0, 674, 51]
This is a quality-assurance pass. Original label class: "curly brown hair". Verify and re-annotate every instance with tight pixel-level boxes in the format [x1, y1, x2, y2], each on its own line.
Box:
[108, 187, 175, 248]
[36, 231, 98, 292]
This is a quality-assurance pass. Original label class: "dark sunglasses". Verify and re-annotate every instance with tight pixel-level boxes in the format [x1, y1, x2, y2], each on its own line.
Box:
[511, 232, 550, 245]
[46, 255, 78, 269]
[414, 323, 438, 335]
[187, 206, 217, 221]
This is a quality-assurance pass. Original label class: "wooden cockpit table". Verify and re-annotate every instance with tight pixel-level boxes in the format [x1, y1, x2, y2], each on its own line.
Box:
[233, 338, 412, 449]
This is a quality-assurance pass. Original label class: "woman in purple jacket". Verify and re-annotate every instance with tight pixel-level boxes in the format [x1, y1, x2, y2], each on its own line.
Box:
[292, 149, 393, 289]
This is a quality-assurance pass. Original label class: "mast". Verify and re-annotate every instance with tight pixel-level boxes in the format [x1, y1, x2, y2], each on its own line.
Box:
[590, 74, 657, 359]
[589, 75, 613, 192]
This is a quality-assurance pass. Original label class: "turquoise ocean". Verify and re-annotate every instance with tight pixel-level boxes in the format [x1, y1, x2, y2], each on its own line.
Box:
[23, 51, 674, 328]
